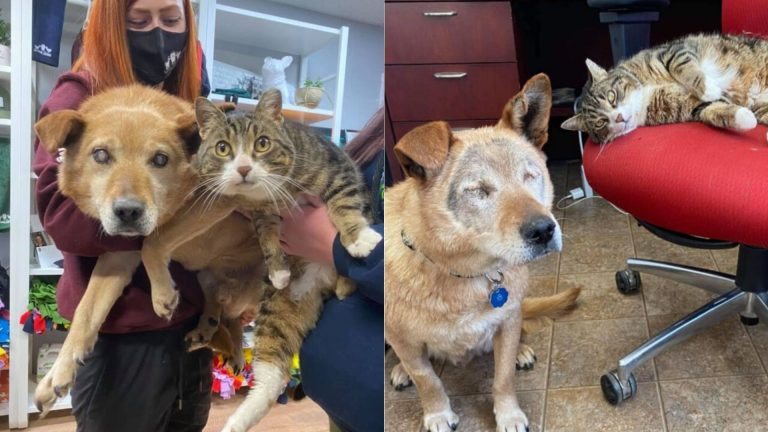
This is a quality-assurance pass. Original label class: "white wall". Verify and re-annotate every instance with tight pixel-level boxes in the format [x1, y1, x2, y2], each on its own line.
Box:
[36, 0, 384, 133]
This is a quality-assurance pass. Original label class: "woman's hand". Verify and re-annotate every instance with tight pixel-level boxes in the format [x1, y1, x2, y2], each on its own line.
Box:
[279, 195, 337, 266]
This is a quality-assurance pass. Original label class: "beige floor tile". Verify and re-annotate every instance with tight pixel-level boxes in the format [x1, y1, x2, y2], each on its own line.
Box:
[649, 314, 763, 381]
[711, 247, 739, 274]
[549, 318, 655, 389]
[559, 233, 635, 275]
[746, 323, 768, 372]
[529, 275, 557, 297]
[641, 274, 717, 317]
[556, 272, 644, 321]
[440, 325, 552, 394]
[385, 391, 545, 432]
[544, 383, 665, 432]
[631, 224, 717, 270]
[562, 210, 630, 243]
[529, 251, 560, 277]
[660, 375, 768, 432]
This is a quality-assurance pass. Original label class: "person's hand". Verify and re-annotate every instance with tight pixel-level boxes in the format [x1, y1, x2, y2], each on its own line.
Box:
[279, 195, 337, 266]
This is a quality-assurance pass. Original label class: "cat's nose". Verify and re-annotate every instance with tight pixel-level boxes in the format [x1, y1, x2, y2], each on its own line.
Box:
[237, 166, 252, 178]
[615, 113, 625, 123]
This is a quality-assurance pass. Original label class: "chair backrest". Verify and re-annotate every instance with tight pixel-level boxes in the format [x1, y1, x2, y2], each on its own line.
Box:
[722, 0, 768, 36]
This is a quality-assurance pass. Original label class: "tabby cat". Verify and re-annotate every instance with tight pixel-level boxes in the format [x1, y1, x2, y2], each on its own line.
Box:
[192, 88, 379, 432]
[562, 33, 768, 144]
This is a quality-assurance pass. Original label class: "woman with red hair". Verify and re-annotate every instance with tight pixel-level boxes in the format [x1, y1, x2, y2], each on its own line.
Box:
[32, 1, 213, 430]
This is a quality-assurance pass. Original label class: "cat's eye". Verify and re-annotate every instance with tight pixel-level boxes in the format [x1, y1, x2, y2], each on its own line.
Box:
[151, 152, 169, 168]
[215, 141, 232, 157]
[594, 119, 607, 129]
[255, 136, 271, 152]
[92, 148, 110, 164]
[607, 89, 617, 105]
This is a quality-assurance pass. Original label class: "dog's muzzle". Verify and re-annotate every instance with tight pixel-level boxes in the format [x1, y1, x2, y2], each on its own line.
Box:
[521, 216, 562, 257]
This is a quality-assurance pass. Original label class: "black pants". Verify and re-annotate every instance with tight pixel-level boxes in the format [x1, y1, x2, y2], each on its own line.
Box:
[71, 322, 213, 432]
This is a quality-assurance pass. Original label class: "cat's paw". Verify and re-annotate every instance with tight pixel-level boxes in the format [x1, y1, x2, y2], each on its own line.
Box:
[734, 107, 757, 130]
[185, 323, 218, 351]
[702, 79, 722, 102]
[269, 269, 291, 289]
[346, 227, 382, 258]
[516, 343, 537, 371]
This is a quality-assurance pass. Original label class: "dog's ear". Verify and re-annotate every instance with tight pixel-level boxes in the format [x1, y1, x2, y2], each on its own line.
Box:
[195, 97, 226, 139]
[256, 88, 283, 122]
[34, 110, 85, 154]
[497, 73, 552, 149]
[561, 114, 587, 132]
[394, 121, 453, 182]
[175, 111, 201, 157]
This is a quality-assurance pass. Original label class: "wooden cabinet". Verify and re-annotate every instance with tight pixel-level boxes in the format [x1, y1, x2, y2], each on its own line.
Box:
[385, 1, 521, 180]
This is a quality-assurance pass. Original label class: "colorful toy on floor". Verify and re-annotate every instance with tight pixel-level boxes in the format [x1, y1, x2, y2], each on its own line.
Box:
[211, 348, 254, 400]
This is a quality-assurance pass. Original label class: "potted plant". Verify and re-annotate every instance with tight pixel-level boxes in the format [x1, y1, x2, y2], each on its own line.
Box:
[0, 11, 9, 67]
[295, 79, 324, 109]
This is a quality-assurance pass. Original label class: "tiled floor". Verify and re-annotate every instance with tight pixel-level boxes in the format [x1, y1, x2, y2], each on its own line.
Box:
[385, 161, 768, 432]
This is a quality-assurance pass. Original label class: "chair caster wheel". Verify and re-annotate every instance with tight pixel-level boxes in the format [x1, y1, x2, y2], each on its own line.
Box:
[616, 270, 641, 294]
[600, 370, 637, 406]
[741, 314, 759, 326]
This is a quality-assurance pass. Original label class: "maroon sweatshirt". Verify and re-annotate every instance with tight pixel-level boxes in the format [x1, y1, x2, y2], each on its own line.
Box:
[32, 71, 204, 333]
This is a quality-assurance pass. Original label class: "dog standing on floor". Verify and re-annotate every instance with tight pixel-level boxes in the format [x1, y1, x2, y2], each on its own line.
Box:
[385, 74, 580, 432]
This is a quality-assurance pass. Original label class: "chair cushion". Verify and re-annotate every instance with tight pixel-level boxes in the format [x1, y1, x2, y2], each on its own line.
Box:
[583, 123, 768, 248]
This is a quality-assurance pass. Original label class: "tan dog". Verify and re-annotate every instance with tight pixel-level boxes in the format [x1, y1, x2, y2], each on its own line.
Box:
[385, 74, 580, 432]
[32, 85, 264, 414]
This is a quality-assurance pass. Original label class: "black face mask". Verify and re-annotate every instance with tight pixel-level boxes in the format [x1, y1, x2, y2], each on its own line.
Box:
[127, 27, 188, 85]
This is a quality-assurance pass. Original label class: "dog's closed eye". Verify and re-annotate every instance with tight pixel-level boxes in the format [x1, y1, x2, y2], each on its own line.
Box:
[464, 183, 495, 199]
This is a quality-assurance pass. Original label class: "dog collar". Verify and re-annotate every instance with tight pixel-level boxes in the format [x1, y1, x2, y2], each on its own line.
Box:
[400, 230, 509, 308]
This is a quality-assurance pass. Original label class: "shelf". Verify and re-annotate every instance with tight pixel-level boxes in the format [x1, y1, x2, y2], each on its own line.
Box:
[27, 379, 72, 414]
[0, 401, 7, 416]
[209, 93, 333, 124]
[30, 266, 63, 276]
[0, 65, 9, 82]
[215, 4, 339, 56]
[0, 118, 9, 137]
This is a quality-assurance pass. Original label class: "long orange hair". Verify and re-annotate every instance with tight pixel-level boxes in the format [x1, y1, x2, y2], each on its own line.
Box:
[72, 0, 200, 102]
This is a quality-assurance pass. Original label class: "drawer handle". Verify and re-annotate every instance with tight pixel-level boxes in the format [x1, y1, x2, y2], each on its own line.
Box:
[423, 11, 458, 17]
[434, 72, 467, 79]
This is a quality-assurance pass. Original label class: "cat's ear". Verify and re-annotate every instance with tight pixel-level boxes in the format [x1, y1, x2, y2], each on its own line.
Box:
[256, 89, 284, 122]
[561, 114, 587, 132]
[280, 56, 293, 68]
[394, 121, 453, 183]
[497, 73, 552, 149]
[585, 58, 607, 81]
[195, 97, 226, 139]
[34, 110, 85, 154]
[174, 111, 201, 157]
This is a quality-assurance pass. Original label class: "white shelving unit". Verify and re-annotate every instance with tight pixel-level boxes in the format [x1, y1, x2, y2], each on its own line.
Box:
[197, 1, 348, 143]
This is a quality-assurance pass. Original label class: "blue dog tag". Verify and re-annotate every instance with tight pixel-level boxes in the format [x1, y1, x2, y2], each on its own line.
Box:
[489, 286, 508, 308]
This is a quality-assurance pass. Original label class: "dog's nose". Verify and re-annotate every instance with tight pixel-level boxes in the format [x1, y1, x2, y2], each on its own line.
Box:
[112, 198, 145, 224]
[237, 166, 252, 178]
[520, 217, 556, 245]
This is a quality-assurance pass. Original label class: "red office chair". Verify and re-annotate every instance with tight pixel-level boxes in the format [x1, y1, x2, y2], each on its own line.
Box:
[582, 0, 768, 405]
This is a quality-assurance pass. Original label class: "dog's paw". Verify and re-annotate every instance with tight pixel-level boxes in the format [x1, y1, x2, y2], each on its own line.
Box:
[424, 409, 460, 432]
[269, 269, 291, 289]
[152, 288, 180, 321]
[34, 374, 58, 417]
[390, 363, 413, 391]
[227, 350, 246, 376]
[346, 227, 382, 258]
[515, 344, 537, 371]
[35, 357, 79, 417]
[495, 407, 529, 432]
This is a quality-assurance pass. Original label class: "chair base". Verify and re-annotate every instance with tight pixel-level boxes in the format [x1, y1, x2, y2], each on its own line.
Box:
[602, 246, 768, 405]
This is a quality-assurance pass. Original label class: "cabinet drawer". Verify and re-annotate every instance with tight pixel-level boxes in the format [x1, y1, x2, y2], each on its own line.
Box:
[386, 2, 516, 64]
[386, 63, 520, 122]
[392, 119, 498, 143]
